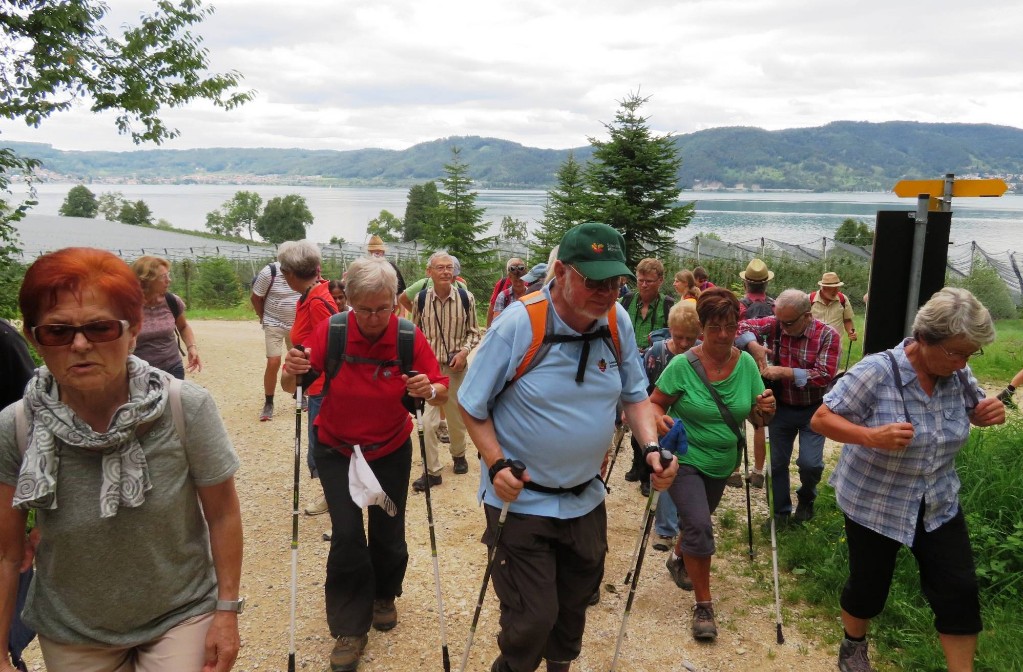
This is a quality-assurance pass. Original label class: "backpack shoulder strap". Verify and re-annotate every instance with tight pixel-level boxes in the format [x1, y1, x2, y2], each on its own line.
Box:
[606, 303, 621, 363]
[322, 311, 350, 396]
[397, 318, 416, 374]
[684, 350, 745, 445]
[956, 368, 980, 412]
[809, 290, 817, 303]
[838, 292, 847, 308]
[165, 292, 181, 319]
[167, 376, 186, 450]
[883, 350, 912, 420]
[416, 288, 428, 325]
[621, 292, 633, 311]
[661, 294, 675, 326]
[14, 400, 27, 455]
[458, 287, 471, 315]
[513, 291, 551, 382]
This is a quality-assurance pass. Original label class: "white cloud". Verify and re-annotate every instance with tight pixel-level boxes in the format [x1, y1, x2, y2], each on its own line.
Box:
[2, 0, 1022, 152]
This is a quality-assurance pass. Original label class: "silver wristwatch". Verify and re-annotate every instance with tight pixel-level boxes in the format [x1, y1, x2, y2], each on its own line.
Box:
[215, 597, 246, 614]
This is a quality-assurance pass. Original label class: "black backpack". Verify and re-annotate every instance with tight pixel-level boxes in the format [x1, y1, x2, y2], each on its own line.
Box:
[416, 286, 471, 327]
[621, 292, 675, 328]
[320, 312, 417, 405]
[740, 295, 775, 319]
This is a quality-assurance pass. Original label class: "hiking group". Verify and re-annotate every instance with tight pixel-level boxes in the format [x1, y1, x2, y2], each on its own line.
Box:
[0, 223, 1013, 672]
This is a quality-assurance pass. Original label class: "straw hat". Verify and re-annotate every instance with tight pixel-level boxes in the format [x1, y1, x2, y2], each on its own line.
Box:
[739, 258, 774, 282]
[818, 271, 844, 287]
[366, 235, 387, 252]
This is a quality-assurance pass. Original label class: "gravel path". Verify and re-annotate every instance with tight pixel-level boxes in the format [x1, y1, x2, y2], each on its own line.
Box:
[18, 320, 839, 672]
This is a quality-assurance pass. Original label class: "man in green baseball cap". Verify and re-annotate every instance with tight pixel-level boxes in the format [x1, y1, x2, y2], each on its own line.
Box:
[557, 222, 636, 281]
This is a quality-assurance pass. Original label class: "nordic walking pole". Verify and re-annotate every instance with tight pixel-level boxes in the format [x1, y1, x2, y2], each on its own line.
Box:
[288, 348, 304, 672]
[622, 445, 671, 585]
[765, 427, 785, 644]
[610, 449, 673, 671]
[410, 373, 451, 672]
[742, 435, 754, 560]
[603, 423, 628, 491]
[458, 459, 526, 672]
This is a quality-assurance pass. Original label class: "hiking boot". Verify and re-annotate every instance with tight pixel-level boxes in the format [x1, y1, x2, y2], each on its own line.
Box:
[725, 471, 743, 488]
[412, 472, 442, 492]
[453, 456, 469, 474]
[666, 555, 693, 590]
[624, 463, 643, 482]
[640, 479, 651, 497]
[652, 535, 676, 552]
[838, 637, 875, 672]
[436, 421, 450, 444]
[691, 602, 718, 641]
[304, 494, 329, 516]
[587, 588, 600, 606]
[748, 469, 765, 489]
[372, 597, 397, 631]
[793, 499, 815, 523]
[546, 661, 571, 672]
[762, 514, 791, 534]
[490, 655, 512, 672]
[259, 401, 273, 421]
[329, 634, 368, 672]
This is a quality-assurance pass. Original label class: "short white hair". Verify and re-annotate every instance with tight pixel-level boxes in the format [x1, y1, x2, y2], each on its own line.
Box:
[345, 256, 397, 303]
[913, 287, 995, 347]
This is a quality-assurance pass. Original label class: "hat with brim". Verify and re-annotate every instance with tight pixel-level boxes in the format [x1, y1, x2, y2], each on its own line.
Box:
[367, 235, 386, 252]
[818, 271, 844, 287]
[557, 222, 635, 281]
[522, 263, 548, 284]
[739, 258, 774, 282]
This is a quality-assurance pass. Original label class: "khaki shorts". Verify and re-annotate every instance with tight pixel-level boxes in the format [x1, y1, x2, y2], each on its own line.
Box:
[263, 324, 292, 358]
[39, 611, 214, 672]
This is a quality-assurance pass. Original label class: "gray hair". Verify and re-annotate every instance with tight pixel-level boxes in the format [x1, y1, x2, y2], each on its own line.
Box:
[277, 240, 321, 280]
[774, 288, 810, 314]
[543, 245, 559, 284]
[913, 287, 995, 347]
[427, 250, 453, 268]
[345, 256, 397, 303]
[506, 257, 524, 274]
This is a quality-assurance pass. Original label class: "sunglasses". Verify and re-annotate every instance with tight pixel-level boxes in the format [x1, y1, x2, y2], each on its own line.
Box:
[568, 265, 619, 292]
[508, 265, 526, 273]
[31, 319, 130, 346]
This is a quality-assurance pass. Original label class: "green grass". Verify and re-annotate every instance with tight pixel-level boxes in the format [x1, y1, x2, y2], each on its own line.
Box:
[770, 419, 1023, 671]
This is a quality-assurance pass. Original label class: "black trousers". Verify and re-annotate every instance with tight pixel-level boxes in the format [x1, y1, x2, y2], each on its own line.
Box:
[313, 439, 412, 637]
[484, 502, 607, 672]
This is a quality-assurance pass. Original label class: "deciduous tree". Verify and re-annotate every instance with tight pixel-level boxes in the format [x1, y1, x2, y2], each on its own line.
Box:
[584, 92, 694, 267]
[0, 0, 251, 263]
[834, 218, 874, 247]
[366, 210, 403, 242]
[118, 199, 154, 226]
[204, 190, 262, 239]
[256, 194, 313, 244]
[58, 185, 99, 218]
[499, 216, 529, 241]
[97, 191, 126, 220]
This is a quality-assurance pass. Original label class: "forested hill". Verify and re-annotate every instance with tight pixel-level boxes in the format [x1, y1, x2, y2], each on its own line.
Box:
[8, 121, 1023, 192]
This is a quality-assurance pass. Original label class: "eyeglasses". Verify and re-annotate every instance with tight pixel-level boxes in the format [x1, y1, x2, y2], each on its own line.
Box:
[431, 264, 454, 272]
[778, 312, 809, 328]
[636, 278, 661, 286]
[31, 319, 129, 346]
[938, 344, 983, 361]
[704, 323, 738, 334]
[508, 265, 526, 273]
[352, 305, 392, 318]
[159, 272, 172, 282]
[568, 265, 619, 292]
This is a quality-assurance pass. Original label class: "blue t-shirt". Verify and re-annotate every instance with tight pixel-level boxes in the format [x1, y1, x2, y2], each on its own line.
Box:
[459, 282, 648, 519]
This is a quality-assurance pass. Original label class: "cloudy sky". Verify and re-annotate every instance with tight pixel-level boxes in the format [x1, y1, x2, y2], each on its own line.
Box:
[3, 0, 1022, 153]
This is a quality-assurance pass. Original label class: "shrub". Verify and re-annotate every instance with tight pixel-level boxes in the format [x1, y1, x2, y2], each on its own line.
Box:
[948, 263, 1017, 319]
[192, 257, 244, 309]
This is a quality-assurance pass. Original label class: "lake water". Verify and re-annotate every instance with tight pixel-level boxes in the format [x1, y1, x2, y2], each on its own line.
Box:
[11, 183, 1023, 254]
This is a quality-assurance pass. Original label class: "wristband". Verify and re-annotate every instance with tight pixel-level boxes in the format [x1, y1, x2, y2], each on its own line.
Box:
[1008, 384, 1016, 393]
[488, 459, 512, 484]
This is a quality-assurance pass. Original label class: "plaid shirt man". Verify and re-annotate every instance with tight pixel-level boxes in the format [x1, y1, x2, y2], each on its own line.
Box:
[736, 315, 840, 406]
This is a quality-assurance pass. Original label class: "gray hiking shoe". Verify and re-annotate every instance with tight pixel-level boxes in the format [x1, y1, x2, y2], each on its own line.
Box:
[666, 555, 693, 590]
[691, 602, 718, 641]
[838, 638, 875, 672]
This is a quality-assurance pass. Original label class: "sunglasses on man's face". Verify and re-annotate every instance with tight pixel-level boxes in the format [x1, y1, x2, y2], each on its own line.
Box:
[509, 265, 526, 273]
[31, 319, 129, 346]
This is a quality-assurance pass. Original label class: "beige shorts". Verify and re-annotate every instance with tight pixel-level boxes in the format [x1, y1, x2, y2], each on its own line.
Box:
[38, 611, 214, 672]
[263, 324, 292, 358]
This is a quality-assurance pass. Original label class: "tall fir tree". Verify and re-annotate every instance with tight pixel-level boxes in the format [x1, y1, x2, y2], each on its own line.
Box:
[425, 148, 496, 269]
[584, 92, 694, 267]
[532, 152, 588, 261]
[402, 181, 439, 242]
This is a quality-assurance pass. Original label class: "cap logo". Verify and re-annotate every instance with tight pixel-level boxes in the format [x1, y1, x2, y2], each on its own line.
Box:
[591, 242, 605, 254]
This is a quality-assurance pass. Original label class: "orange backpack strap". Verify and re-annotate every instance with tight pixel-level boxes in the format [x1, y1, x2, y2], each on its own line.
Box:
[606, 303, 621, 362]
[513, 291, 549, 381]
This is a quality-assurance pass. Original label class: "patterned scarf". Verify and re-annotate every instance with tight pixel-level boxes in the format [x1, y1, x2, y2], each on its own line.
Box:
[13, 355, 168, 518]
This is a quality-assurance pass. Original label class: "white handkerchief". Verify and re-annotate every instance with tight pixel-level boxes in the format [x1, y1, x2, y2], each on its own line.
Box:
[348, 445, 397, 517]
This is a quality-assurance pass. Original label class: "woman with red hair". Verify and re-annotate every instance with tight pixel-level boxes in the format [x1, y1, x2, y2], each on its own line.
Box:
[0, 248, 242, 672]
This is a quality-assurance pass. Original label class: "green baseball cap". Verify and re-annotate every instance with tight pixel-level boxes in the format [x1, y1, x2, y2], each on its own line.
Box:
[557, 222, 635, 281]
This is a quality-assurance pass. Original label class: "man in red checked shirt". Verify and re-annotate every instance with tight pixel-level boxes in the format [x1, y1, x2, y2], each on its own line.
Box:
[736, 288, 840, 525]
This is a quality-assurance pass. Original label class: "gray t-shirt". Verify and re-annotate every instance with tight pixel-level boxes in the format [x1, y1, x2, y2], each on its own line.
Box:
[0, 381, 239, 646]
